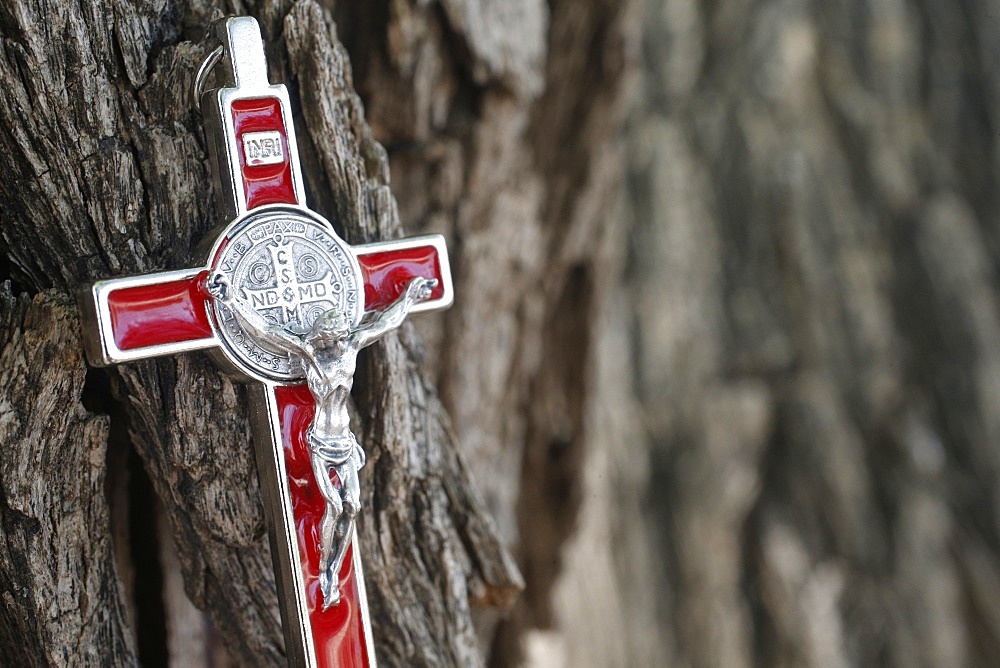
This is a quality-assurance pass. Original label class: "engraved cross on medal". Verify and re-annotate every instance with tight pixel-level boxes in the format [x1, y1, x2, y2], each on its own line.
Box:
[79, 17, 453, 667]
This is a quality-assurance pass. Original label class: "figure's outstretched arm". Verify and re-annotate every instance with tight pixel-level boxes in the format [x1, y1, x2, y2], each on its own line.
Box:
[355, 277, 437, 349]
[205, 271, 311, 357]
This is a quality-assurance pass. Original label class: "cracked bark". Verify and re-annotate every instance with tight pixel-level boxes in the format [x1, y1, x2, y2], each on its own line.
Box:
[0, 0, 638, 665]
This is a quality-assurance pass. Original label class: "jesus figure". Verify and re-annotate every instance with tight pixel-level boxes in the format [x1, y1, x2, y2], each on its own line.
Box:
[206, 270, 437, 608]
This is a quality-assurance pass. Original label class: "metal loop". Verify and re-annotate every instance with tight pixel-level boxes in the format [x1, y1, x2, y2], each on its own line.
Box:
[193, 44, 224, 104]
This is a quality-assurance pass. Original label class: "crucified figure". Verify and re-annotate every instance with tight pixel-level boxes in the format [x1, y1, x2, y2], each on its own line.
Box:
[205, 270, 437, 609]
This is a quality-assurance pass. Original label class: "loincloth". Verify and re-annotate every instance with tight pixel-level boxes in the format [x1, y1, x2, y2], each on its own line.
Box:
[306, 427, 366, 468]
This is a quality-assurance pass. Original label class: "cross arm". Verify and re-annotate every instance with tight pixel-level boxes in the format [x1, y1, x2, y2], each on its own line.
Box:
[80, 268, 216, 366]
[79, 234, 454, 369]
[354, 235, 453, 314]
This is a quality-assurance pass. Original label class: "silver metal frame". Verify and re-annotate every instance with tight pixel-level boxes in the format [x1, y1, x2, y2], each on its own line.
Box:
[352, 540, 378, 664]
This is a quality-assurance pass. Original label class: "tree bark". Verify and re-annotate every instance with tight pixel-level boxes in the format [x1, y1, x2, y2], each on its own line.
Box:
[628, 0, 1000, 666]
[0, 1, 638, 666]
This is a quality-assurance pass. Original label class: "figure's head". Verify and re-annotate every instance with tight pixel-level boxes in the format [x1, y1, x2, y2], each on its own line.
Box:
[308, 309, 350, 343]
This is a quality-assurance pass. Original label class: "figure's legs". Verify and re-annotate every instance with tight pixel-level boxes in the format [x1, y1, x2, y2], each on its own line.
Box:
[310, 452, 343, 609]
[326, 459, 361, 609]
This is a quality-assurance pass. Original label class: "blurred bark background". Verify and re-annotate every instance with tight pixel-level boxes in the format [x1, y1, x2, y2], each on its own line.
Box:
[629, 0, 1000, 665]
[5, 0, 1000, 666]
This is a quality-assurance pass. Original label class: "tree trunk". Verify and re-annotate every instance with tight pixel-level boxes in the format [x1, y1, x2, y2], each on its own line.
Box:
[629, 0, 1000, 666]
[0, 1, 638, 666]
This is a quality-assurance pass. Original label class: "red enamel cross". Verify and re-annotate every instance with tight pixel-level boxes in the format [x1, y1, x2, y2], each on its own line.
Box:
[81, 18, 452, 668]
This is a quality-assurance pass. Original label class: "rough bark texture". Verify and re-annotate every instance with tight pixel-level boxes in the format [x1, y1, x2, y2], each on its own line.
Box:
[628, 0, 1000, 666]
[0, 287, 135, 667]
[0, 1, 638, 666]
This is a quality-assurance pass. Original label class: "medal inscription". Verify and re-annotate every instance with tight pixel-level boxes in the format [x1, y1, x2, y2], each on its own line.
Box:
[212, 212, 363, 381]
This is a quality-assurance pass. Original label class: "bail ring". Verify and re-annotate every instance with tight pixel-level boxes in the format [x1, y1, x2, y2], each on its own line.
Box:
[193, 44, 224, 103]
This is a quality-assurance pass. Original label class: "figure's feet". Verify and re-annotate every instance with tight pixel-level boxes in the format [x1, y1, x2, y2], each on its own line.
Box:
[319, 568, 331, 605]
[319, 567, 342, 609]
[322, 584, 341, 610]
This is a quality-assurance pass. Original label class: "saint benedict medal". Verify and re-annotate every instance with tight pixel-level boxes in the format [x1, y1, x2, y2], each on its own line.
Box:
[79, 16, 453, 667]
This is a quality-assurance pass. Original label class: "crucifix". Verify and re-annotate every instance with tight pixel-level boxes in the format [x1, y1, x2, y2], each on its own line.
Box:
[79, 17, 453, 667]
